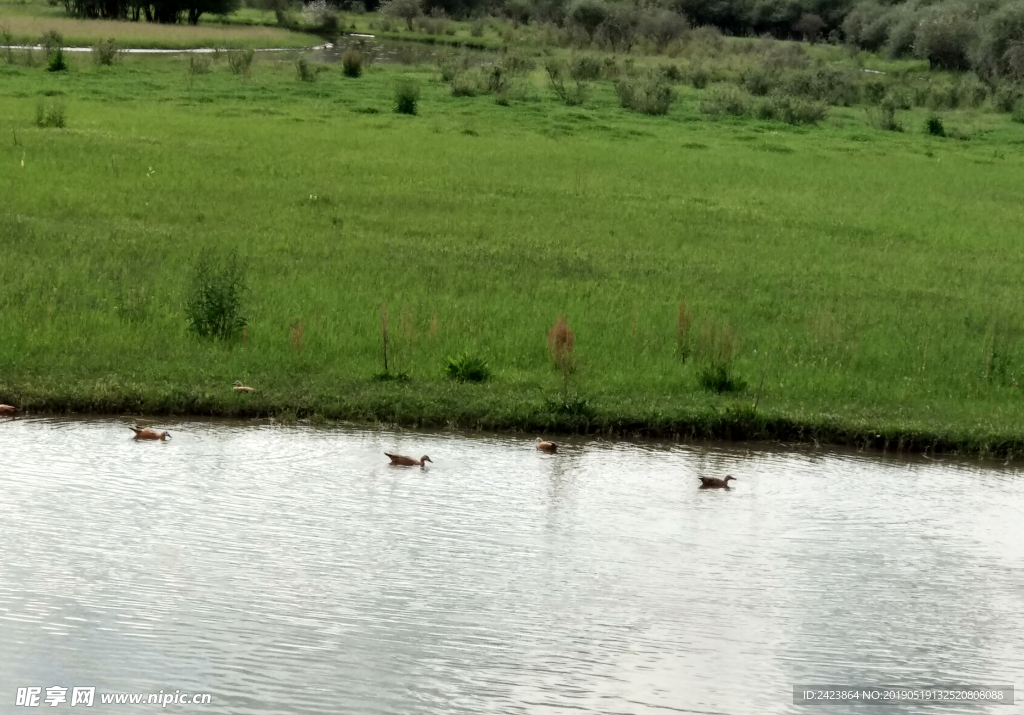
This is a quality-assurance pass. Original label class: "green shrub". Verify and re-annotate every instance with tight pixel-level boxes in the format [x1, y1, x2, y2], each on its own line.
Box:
[740, 65, 778, 96]
[862, 79, 888, 105]
[189, 54, 211, 76]
[1013, 100, 1024, 123]
[445, 352, 490, 382]
[34, 100, 65, 128]
[688, 63, 710, 89]
[92, 38, 120, 66]
[868, 103, 903, 132]
[184, 249, 248, 341]
[296, 57, 324, 82]
[470, 17, 485, 36]
[39, 29, 62, 53]
[780, 66, 859, 106]
[394, 79, 419, 114]
[570, 54, 602, 80]
[227, 48, 254, 76]
[615, 73, 676, 115]
[342, 48, 363, 78]
[994, 82, 1023, 112]
[46, 47, 68, 72]
[699, 86, 751, 117]
[698, 364, 745, 393]
[925, 114, 945, 136]
[755, 93, 827, 124]
[546, 58, 587, 106]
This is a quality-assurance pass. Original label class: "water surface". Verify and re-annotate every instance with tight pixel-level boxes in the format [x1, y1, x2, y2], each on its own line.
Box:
[1, 418, 1021, 714]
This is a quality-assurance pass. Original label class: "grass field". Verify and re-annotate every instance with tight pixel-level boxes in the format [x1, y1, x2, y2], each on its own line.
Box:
[2, 50, 1024, 455]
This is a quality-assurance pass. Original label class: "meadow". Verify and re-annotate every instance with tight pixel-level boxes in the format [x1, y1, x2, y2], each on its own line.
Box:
[2, 43, 1024, 456]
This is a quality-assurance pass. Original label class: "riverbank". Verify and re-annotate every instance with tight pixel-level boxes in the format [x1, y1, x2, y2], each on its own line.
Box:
[2, 54, 1024, 460]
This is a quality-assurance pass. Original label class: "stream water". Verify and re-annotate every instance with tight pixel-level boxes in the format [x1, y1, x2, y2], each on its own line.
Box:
[0, 418, 1021, 714]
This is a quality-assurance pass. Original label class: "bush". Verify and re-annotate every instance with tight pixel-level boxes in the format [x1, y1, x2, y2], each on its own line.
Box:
[394, 79, 419, 114]
[546, 58, 588, 106]
[445, 352, 490, 382]
[868, 103, 903, 132]
[470, 17, 485, 36]
[993, 82, 1023, 111]
[974, 3, 1024, 79]
[780, 66, 859, 106]
[184, 249, 248, 341]
[615, 73, 676, 115]
[39, 30, 62, 53]
[437, 50, 469, 83]
[755, 93, 827, 124]
[189, 54, 211, 75]
[46, 47, 68, 72]
[92, 38, 120, 66]
[914, 10, 975, 70]
[34, 100, 65, 128]
[1012, 100, 1024, 122]
[687, 64, 710, 89]
[925, 114, 945, 136]
[698, 365, 745, 393]
[637, 7, 687, 49]
[227, 48, 254, 76]
[296, 57, 324, 81]
[699, 86, 751, 117]
[570, 54, 601, 80]
[740, 65, 777, 96]
[342, 48, 363, 78]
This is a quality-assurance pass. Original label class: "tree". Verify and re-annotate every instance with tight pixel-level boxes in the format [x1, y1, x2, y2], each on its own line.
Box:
[913, 9, 975, 70]
[381, 0, 422, 30]
[793, 13, 826, 42]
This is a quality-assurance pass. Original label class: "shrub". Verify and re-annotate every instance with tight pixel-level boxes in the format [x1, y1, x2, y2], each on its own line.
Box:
[380, 0, 422, 31]
[615, 72, 676, 115]
[636, 7, 687, 50]
[993, 82, 1023, 111]
[780, 66, 859, 106]
[445, 352, 490, 382]
[394, 79, 419, 114]
[914, 10, 975, 70]
[189, 54, 211, 76]
[34, 100, 65, 128]
[39, 30, 62, 53]
[470, 17, 485, 36]
[296, 57, 324, 81]
[437, 50, 469, 83]
[227, 48, 254, 76]
[567, 0, 608, 40]
[756, 93, 827, 124]
[925, 114, 945, 136]
[46, 47, 68, 72]
[695, 321, 744, 394]
[868, 103, 903, 132]
[1012, 100, 1024, 122]
[342, 48, 363, 78]
[974, 3, 1024, 79]
[92, 38, 120, 66]
[184, 249, 248, 341]
[546, 58, 587, 106]
[699, 86, 750, 117]
[687, 63, 710, 88]
[570, 54, 601, 80]
[740, 65, 777, 96]
[862, 79, 887, 105]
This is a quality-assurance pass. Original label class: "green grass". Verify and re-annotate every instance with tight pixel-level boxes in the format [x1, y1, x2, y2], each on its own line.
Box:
[2, 53, 1024, 456]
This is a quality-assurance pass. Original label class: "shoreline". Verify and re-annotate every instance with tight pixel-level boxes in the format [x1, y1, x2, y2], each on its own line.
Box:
[4, 395, 1021, 462]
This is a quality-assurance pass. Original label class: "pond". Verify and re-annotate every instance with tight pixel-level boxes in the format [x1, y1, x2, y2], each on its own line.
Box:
[0, 418, 1020, 713]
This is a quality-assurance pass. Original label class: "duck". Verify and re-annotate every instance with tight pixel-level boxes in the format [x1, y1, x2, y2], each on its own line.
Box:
[131, 426, 171, 441]
[0, 404, 20, 416]
[386, 453, 432, 467]
[233, 381, 256, 393]
[698, 475, 735, 489]
[535, 438, 558, 453]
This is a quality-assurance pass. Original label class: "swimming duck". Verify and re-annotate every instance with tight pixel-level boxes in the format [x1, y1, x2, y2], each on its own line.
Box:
[386, 453, 432, 467]
[132, 427, 171, 441]
[0, 404, 19, 416]
[698, 475, 735, 489]
[233, 381, 256, 393]
[535, 438, 558, 453]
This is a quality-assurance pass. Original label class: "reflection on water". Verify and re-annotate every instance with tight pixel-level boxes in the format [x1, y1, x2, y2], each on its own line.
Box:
[0, 419, 1021, 714]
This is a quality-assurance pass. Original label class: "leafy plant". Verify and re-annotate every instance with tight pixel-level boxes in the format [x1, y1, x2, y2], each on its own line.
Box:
[925, 114, 945, 136]
[184, 249, 248, 341]
[34, 100, 65, 128]
[546, 58, 588, 106]
[342, 48, 363, 78]
[46, 47, 68, 72]
[445, 352, 490, 382]
[615, 72, 676, 115]
[227, 48, 254, 76]
[394, 79, 419, 114]
[92, 38, 120, 66]
[696, 321, 745, 393]
[296, 57, 324, 82]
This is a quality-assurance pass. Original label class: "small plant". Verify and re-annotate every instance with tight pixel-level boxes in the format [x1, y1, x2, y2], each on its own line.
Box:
[189, 54, 211, 76]
[445, 351, 491, 382]
[868, 102, 903, 132]
[547, 314, 577, 395]
[296, 57, 324, 82]
[227, 48, 254, 77]
[470, 17, 485, 36]
[34, 100, 65, 128]
[46, 47, 68, 72]
[570, 54, 602, 80]
[755, 93, 827, 125]
[1012, 100, 1024, 124]
[687, 64, 710, 89]
[699, 86, 751, 117]
[925, 114, 945, 137]
[184, 249, 248, 341]
[92, 38, 120, 66]
[342, 48, 363, 78]
[695, 320, 745, 394]
[39, 29, 62, 53]
[615, 72, 676, 115]
[546, 58, 587, 106]
[394, 79, 419, 114]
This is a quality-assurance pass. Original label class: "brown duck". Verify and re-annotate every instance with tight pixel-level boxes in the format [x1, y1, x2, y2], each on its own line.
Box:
[535, 438, 558, 454]
[132, 427, 171, 441]
[699, 475, 735, 489]
[386, 453, 432, 467]
[0, 404, 20, 416]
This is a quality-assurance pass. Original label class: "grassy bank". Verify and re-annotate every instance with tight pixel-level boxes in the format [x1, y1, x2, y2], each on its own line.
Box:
[2, 52, 1024, 457]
